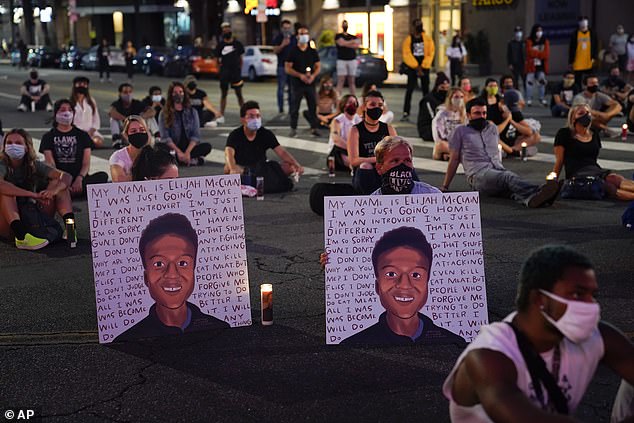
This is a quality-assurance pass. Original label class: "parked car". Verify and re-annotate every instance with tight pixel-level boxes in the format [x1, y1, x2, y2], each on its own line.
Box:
[60, 46, 86, 70]
[162, 45, 219, 78]
[10, 48, 21, 66]
[80, 45, 126, 71]
[133, 45, 171, 75]
[317, 46, 388, 86]
[241, 45, 277, 81]
[28, 46, 64, 68]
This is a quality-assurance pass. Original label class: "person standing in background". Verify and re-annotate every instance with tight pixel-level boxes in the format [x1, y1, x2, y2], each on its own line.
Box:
[446, 34, 467, 86]
[272, 20, 297, 115]
[216, 22, 245, 123]
[569, 16, 597, 87]
[97, 38, 111, 83]
[335, 20, 360, 96]
[124, 41, 136, 81]
[507, 26, 526, 96]
[401, 18, 435, 122]
[525, 24, 550, 107]
[609, 25, 629, 74]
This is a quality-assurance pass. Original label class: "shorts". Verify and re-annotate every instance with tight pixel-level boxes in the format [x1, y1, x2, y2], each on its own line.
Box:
[336, 59, 358, 77]
[220, 74, 244, 91]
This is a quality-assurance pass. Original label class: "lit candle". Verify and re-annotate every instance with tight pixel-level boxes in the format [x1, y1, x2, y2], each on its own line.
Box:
[497, 144, 502, 162]
[305, 67, 311, 74]
[260, 284, 273, 326]
[546, 172, 557, 181]
[622, 124, 628, 141]
[521, 142, 528, 162]
[328, 156, 336, 178]
[65, 218, 76, 248]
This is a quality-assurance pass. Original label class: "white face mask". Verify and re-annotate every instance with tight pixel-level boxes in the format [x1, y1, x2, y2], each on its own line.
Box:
[4, 144, 26, 160]
[298, 34, 310, 45]
[579, 20, 588, 30]
[536, 31, 543, 38]
[56, 110, 74, 126]
[539, 289, 600, 344]
[246, 117, 262, 131]
[151, 95, 162, 103]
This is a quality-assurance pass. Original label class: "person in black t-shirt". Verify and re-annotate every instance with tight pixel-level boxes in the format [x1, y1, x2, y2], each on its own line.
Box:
[224, 100, 303, 176]
[39, 99, 108, 196]
[18, 70, 53, 112]
[184, 74, 221, 128]
[551, 71, 581, 117]
[285, 24, 321, 137]
[216, 22, 245, 121]
[272, 19, 297, 114]
[335, 20, 360, 96]
[601, 66, 631, 106]
[109, 83, 154, 149]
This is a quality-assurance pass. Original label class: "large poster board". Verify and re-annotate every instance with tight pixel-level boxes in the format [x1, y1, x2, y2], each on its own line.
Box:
[324, 193, 488, 345]
[88, 175, 251, 343]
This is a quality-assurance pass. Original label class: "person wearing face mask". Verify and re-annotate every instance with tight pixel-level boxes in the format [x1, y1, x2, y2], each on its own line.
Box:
[479, 78, 507, 134]
[601, 66, 630, 106]
[17, 69, 53, 112]
[572, 75, 622, 136]
[285, 24, 322, 137]
[442, 97, 560, 208]
[446, 34, 467, 86]
[216, 22, 245, 121]
[432, 87, 468, 161]
[459, 77, 475, 103]
[224, 100, 303, 185]
[157, 82, 212, 167]
[272, 19, 297, 114]
[335, 19, 360, 96]
[359, 82, 394, 124]
[183, 75, 221, 128]
[39, 99, 108, 196]
[568, 16, 597, 87]
[0, 128, 73, 250]
[141, 86, 166, 140]
[525, 24, 550, 107]
[498, 89, 540, 157]
[109, 83, 154, 150]
[401, 19, 435, 122]
[109, 115, 152, 182]
[507, 26, 526, 96]
[551, 71, 581, 117]
[307, 76, 339, 129]
[552, 104, 634, 201]
[444, 245, 634, 423]
[417, 72, 450, 142]
[70, 76, 104, 148]
[609, 25, 629, 74]
[329, 94, 362, 170]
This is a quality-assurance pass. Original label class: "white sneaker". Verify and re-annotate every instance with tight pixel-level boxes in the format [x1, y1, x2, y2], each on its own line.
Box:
[526, 99, 533, 106]
[17, 104, 27, 112]
[204, 120, 218, 128]
[215, 116, 225, 124]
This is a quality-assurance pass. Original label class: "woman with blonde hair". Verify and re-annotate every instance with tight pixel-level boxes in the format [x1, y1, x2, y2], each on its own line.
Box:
[109, 115, 151, 182]
[431, 87, 467, 160]
[552, 103, 634, 200]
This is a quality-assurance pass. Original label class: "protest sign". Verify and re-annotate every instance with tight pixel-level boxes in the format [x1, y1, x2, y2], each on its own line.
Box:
[88, 175, 251, 343]
[324, 193, 487, 345]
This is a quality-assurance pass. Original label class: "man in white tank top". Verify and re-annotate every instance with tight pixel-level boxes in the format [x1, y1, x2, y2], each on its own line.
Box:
[443, 245, 633, 422]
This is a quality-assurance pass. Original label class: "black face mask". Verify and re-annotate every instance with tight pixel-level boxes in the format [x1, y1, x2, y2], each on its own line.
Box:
[576, 113, 592, 128]
[128, 132, 148, 149]
[381, 163, 414, 195]
[366, 107, 383, 120]
[415, 24, 423, 33]
[224, 32, 232, 40]
[75, 86, 88, 95]
[469, 118, 487, 131]
[30, 72, 38, 80]
[587, 85, 599, 93]
[435, 90, 447, 102]
[187, 82, 197, 90]
[172, 94, 184, 104]
[511, 111, 524, 122]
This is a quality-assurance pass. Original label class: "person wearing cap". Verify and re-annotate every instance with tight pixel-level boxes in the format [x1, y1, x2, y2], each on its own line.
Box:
[417, 72, 450, 141]
[569, 16, 598, 87]
[507, 26, 526, 96]
[184, 75, 221, 128]
[216, 22, 245, 123]
[499, 89, 540, 157]
[17, 70, 53, 112]
[70, 76, 105, 148]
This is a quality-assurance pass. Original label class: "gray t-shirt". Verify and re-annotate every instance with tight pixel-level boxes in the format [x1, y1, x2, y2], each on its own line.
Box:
[572, 92, 612, 111]
[449, 123, 504, 178]
[610, 33, 628, 55]
[0, 159, 53, 191]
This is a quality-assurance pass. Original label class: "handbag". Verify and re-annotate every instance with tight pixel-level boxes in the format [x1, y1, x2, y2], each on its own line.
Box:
[18, 199, 63, 243]
[559, 176, 605, 200]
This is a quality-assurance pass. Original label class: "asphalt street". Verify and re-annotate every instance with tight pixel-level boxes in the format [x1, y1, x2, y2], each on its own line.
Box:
[0, 65, 632, 422]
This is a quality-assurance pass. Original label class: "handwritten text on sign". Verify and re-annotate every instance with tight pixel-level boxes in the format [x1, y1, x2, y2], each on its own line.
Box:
[324, 193, 488, 344]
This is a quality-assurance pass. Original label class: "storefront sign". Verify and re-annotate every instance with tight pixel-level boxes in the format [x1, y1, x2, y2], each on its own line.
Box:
[535, 0, 580, 43]
[472, 0, 514, 7]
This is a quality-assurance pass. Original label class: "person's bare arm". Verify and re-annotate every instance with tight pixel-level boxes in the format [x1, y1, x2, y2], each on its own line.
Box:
[347, 126, 375, 167]
[141, 106, 155, 120]
[442, 148, 460, 191]
[599, 322, 634, 385]
[202, 96, 221, 115]
[511, 119, 533, 137]
[0, 179, 40, 199]
[224, 146, 244, 174]
[42, 150, 55, 167]
[552, 94, 569, 109]
[273, 145, 303, 174]
[70, 148, 92, 194]
[109, 106, 126, 121]
[41, 83, 50, 96]
[110, 164, 130, 183]
[387, 124, 397, 137]
[552, 145, 565, 177]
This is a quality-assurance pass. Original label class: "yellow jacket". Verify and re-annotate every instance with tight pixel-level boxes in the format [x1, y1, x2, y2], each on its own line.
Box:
[402, 32, 435, 70]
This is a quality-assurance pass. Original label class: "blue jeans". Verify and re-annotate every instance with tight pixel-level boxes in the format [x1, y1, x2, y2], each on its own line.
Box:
[277, 67, 291, 113]
[551, 103, 569, 117]
[469, 168, 538, 206]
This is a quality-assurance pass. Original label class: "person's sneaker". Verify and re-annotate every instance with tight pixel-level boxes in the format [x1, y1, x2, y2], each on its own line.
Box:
[311, 128, 321, 137]
[45, 103, 53, 112]
[15, 233, 49, 250]
[289, 128, 297, 137]
[400, 113, 410, 122]
[17, 103, 27, 112]
[197, 157, 205, 166]
[527, 99, 533, 107]
[215, 116, 225, 124]
[204, 120, 218, 128]
[540, 99, 548, 107]
[527, 180, 561, 208]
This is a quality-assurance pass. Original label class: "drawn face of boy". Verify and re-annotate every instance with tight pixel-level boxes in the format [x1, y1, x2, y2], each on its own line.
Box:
[375, 246, 430, 320]
[143, 234, 196, 310]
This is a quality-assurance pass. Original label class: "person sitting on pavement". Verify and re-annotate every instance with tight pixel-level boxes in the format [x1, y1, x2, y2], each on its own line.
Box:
[224, 100, 304, 181]
[348, 90, 397, 194]
[479, 78, 507, 135]
[417, 72, 450, 141]
[498, 89, 540, 157]
[550, 71, 581, 118]
[626, 88, 634, 132]
[552, 104, 634, 201]
[70, 76, 105, 148]
[305, 76, 338, 129]
[441, 97, 560, 208]
[572, 75, 622, 137]
[601, 65, 631, 107]
[109, 115, 151, 182]
[109, 83, 156, 149]
[459, 77, 476, 103]
[141, 86, 166, 140]
[359, 82, 394, 124]
[157, 82, 212, 167]
[17, 69, 53, 112]
[0, 128, 73, 250]
[131, 144, 179, 181]
[184, 75, 221, 128]
[328, 94, 362, 171]
[443, 244, 634, 423]
[40, 99, 108, 196]
[432, 87, 467, 161]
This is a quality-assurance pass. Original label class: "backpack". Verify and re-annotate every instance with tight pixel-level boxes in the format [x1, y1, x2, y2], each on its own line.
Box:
[18, 199, 63, 243]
